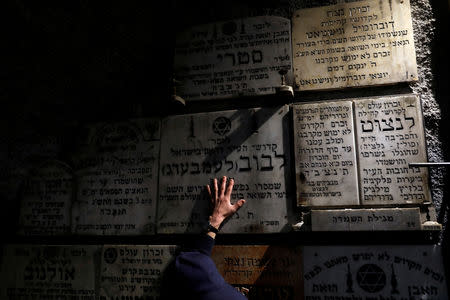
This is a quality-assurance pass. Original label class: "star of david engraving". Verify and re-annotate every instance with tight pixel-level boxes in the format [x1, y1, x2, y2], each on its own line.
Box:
[104, 247, 118, 264]
[212, 117, 231, 136]
[356, 264, 386, 293]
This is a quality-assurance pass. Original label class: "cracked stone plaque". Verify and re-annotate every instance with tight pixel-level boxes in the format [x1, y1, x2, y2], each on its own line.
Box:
[174, 16, 293, 100]
[303, 245, 448, 299]
[0, 245, 99, 299]
[293, 101, 358, 207]
[212, 245, 303, 299]
[292, 0, 418, 91]
[355, 95, 430, 205]
[100, 245, 177, 299]
[71, 119, 160, 235]
[157, 106, 294, 234]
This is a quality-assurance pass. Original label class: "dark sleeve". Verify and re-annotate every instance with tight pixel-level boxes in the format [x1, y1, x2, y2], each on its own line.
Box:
[172, 234, 247, 300]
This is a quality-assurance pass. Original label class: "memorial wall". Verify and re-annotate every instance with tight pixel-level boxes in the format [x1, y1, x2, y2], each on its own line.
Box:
[1, 0, 448, 299]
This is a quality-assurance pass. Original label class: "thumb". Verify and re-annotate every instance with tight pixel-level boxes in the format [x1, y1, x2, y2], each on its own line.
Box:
[233, 199, 246, 210]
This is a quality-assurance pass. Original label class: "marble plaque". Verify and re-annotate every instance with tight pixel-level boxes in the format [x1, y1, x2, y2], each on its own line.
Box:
[174, 16, 293, 100]
[355, 95, 430, 205]
[157, 106, 294, 233]
[0, 245, 99, 299]
[303, 245, 448, 299]
[72, 119, 160, 235]
[18, 160, 73, 235]
[293, 101, 358, 206]
[292, 0, 418, 91]
[100, 245, 177, 299]
[212, 245, 303, 299]
[311, 208, 421, 231]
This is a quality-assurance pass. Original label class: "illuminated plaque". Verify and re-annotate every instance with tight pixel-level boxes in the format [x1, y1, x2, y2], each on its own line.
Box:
[212, 245, 303, 299]
[174, 16, 293, 100]
[292, 0, 418, 90]
[355, 95, 430, 205]
[72, 119, 160, 235]
[293, 101, 358, 206]
[0, 245, 99, 299]
[157, 106, 294, 233]
[100, 245, 177, 299]
[303, 245, 448, 298]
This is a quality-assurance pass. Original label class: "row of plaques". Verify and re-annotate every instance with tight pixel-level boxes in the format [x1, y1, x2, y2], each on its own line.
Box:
[1, 244, 447, 299]
[174, 0, 418, 100]
[11, 94, 430, 235]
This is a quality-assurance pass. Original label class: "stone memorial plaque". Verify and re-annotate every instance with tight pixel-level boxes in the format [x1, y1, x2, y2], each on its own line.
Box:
[303, 245, 448, 299]
[293, 101, 358, 206]
[292, 0, 418, 91]
[174, 16, 293, 100]
[72, 119, 160, 235]
[212, 245, 303, 299]
[311, 208, 421, 231]
[157, 106, 294, 233]
[0, 245, 99, 299]
[18, 160, 73, 235]
[100, 245, 177, 299]
[355, 95, 430, 205]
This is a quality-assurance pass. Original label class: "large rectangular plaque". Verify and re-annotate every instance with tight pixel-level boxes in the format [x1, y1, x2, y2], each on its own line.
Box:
[212, 245, 303, 299]
[0, 245, 99, 299]
[157, 106, 294, 233]
[293, 101, 358, 206]
[71, 119, 160, 235]
[311, 208, 422, 231]
[292, 0, 418, 90]
[355, 95, 430, 205]
[303, 245, 448, 299]
[100, 245, 177, 299]
[174, 16, 293, 100]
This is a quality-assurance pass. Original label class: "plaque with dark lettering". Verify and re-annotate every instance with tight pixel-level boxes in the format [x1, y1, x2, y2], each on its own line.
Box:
[303, 245, 448, 298]
[293, 101, 358, 206]
[355, 95, 430, 205]
[174, 16, 293, 100]
[292, 0, 418, 90]
[0, 245, 99, 299]
[71, 119, 160, 235]
[100, 245, 177, 299]
[212, 245, 303, 299]
[18, 160, 73, 235]
[157, 106, 294, 233]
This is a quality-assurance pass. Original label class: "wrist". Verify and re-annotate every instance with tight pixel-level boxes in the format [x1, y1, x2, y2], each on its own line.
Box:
[209, 215, 224, 229]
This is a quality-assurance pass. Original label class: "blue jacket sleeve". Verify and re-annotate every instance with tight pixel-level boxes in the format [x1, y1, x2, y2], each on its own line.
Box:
[174, 234, 247, 300]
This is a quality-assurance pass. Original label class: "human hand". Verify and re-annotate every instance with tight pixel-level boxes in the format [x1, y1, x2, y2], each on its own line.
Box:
[206, 176, 246, 229]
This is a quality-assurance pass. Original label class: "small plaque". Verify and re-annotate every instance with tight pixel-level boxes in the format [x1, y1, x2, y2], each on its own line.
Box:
[100, 245, 177, 299]
[293, 101, 358, 206]
[311, 208, 421, 231]
[72, 119, 160, 235]
[0, 245, 99, 299]
[18, 160, 73, 235]
[303, 245, 448, 298]
[212, 245, 303, 299]
[355, 95, 430, 204]
[292, 0, 418, 90]
[157, 106, 294, 233]
[174, 16, 293, 100]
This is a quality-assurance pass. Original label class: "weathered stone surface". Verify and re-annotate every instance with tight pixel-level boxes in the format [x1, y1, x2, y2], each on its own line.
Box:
[355, 95, 430, 205]
[174, 16, 293, 100]
[71, 119, 160, 235]
[18, 160, 73, 235]
[292, 0, 418, 91]
[293, 101, 358, 206]
[212, 245, 303, 299]
[311, 208, 422, 231]
[100, 245, 177, 299]
[303, 245, 448, 299]
[157, 106, 294, 234]
[0, 245, 99, 299]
